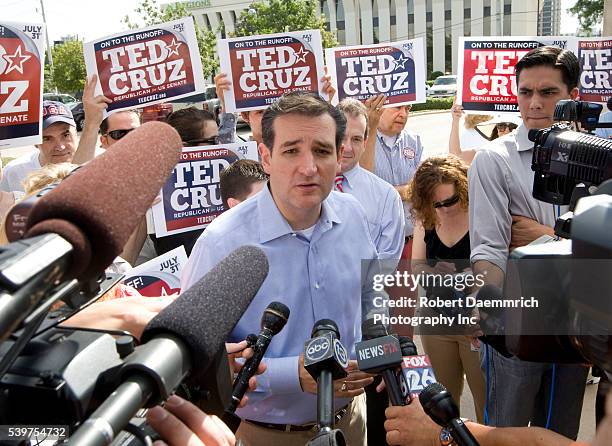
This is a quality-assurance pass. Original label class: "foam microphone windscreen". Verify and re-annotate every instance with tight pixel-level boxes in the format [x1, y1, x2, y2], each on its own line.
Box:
[25, 122, 182, 280]
[141, 245, 269, 378]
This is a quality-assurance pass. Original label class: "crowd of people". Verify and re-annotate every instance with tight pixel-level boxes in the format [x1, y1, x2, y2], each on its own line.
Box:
[1, 44, 611, 446]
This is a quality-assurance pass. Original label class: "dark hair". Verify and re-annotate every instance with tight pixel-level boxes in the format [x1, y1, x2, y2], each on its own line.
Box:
[100, 110, 140, 135]
[220, 159, 268, 208]
[166, 107, 216, 142]
[515, 46, 580, 92]
[261, 92, 346, 151]
[490, 122, 518, 140]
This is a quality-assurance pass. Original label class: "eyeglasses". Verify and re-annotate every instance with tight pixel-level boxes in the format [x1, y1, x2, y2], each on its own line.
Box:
[433, 193, 460, 209]
[184, 136, 219, 147]
[105, 128, 135, 140]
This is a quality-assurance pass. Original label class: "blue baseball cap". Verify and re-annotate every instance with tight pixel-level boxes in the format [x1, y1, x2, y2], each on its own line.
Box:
[42, 100, 76, 129]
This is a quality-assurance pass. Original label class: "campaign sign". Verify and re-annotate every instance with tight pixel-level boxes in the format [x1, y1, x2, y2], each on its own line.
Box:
[325, 38, 426, 106]
[218, 30, 325, 112]
[84, 18, 205, 113]
[577, 38, 612, 104]
[0, 21, 45, 149]
[457, 37, 571, 114]
[122, 246, 187, 296]
[152, 141, 258, 237]
[400, 354, 437, 398]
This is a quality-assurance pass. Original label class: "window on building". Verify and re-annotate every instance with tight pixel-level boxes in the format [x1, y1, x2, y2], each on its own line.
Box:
[503, 0, 511, 35]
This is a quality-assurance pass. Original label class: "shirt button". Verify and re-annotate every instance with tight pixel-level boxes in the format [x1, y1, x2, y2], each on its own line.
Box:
[314, 282, 320, 289]
[292, 233, 297, 237]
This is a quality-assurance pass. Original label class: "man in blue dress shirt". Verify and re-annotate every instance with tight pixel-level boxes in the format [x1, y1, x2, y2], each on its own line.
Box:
[335, 98, 405, 446]
[181, 92, 386, 446]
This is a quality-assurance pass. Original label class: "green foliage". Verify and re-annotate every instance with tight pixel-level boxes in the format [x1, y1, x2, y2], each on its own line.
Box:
[411, 97, 454, 112]
[426, 80, 435, 87]
[43, 62, 56, 92]
[124, 0, 219, 78]
[233, 0, 337, 48]
[569, 0, 603, 35]
[51, 40, 86, 94]
[429, 70, 444, 81]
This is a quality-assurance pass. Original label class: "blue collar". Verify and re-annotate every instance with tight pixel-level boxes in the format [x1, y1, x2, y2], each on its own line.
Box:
[257, 182, 342, 243]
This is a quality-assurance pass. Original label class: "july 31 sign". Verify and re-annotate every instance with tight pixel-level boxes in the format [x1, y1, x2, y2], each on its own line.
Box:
[457, 36, 571, 114]
[152, 141, 258, 237]
[217, 30, 326, 112]
[325, 38, 426, 107]
[84, 18, 205, 113]
[0, 21, 45, 149]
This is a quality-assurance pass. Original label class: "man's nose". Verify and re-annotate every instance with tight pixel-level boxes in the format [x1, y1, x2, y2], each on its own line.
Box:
[529, 93, 544, 110]
[298, 151, 317, 175]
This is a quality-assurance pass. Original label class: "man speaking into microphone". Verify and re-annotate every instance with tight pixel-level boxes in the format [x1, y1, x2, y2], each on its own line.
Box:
[181, 92, 385, 446]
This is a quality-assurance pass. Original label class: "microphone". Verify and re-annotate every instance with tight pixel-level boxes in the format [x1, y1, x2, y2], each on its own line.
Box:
[356, 319, 405, 406]
[420, 382, 480, 446]
[226, 301, 290, 414]
[67, 245, 268, 446]
[0, 122, 182, 342]
[304, 319, 349, 432]
[24, 121, 182, 281]
[398, 337, 438, 400]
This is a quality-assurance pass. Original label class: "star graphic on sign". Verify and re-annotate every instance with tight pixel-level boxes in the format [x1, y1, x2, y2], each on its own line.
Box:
[294, 46, 309, 63]
[165, 38, 183, 57]
[393, 55, 409, 71]
[2, 46, 31, 75]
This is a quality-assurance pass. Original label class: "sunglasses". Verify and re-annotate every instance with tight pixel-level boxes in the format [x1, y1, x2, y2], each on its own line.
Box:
[433, 193, 460, 209]
[105, 128, 135, 140]
[184, 136, 219, 147]
[496, 123, 515, 131]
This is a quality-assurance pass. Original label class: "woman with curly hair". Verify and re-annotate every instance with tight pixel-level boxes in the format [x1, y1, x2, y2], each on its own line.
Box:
[405, 154, 485, 422]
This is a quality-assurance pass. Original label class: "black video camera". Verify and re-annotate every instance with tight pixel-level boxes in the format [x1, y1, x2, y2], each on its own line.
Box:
[499, 99, 612, 373]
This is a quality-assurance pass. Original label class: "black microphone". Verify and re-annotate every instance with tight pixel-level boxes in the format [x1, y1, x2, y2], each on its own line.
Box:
[67, 245, 268, 446]
[226, 301, 290, 414]
[304, 319, 349, 433]
[420, 382, 480, 446]
[356, 319, 405, 406]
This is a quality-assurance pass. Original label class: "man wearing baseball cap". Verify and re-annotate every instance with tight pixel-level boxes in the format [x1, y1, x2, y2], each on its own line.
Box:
[0, 100, 78, 192]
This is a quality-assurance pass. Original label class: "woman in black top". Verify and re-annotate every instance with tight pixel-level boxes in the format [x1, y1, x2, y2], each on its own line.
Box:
[406, 154, 485, 423]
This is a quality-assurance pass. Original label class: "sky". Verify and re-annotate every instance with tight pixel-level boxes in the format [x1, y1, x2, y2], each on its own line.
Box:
[0, 0, 588, 43]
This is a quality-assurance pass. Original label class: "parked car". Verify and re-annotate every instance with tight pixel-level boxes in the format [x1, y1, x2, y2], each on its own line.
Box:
[427, 75, 457, 98]
[140, 85, 221, 123]
[70, 102, 85, 131]
[43, 93, 79, 108]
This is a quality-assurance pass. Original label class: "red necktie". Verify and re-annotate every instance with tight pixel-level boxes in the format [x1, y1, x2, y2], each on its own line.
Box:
[334, 175, 345, 192]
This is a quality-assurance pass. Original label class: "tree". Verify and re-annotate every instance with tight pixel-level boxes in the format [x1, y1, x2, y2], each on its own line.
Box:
[233, 0, 337, 48]
[51, 40, 86, 94]
[123, 0, 219, 78]
[569, 0, 604, 35]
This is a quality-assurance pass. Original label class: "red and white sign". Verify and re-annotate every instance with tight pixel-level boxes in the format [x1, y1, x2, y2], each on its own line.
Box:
[84, 18, 205, 114]
[0, 21, 45, 149]
[577, 37, 612, 104]
[400, 354, 437, 398]
[122, 246, 187, 297]
[218, 30, 326, 112]
[457, 36, 572, 114]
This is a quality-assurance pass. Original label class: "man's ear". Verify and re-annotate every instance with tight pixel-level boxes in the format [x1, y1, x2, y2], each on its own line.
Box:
[240, 112, 250, 125]
[227, 197, 240, 209]
[99, 135, 108, 149]
[259, 143, 272, 175]
[569, 87, 579, 100]
[336, 144, 344, 172]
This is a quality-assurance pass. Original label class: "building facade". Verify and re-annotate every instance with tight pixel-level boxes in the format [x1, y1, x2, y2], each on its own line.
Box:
[175, 0, 557, 75]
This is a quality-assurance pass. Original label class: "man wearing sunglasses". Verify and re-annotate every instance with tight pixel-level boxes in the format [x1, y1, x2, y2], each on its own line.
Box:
[99, 110, 141, 149]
